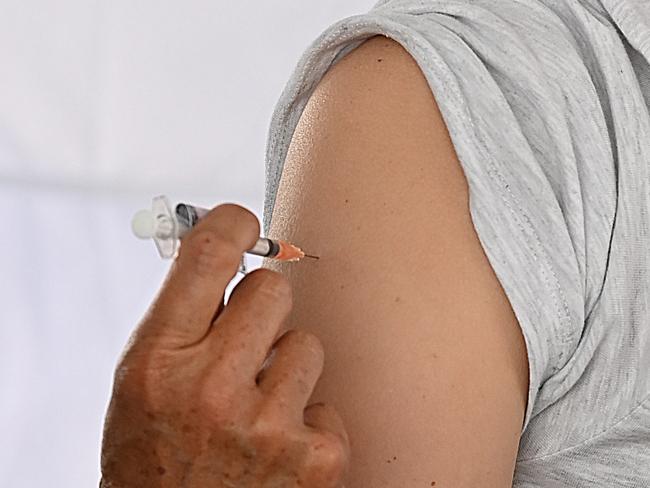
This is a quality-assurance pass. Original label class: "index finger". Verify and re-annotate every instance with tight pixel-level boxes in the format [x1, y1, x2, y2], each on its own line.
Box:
[138, 203, 260, 347]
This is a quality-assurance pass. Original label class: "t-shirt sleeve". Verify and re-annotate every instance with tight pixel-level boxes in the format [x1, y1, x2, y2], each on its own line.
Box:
[262, 0, 617, 434]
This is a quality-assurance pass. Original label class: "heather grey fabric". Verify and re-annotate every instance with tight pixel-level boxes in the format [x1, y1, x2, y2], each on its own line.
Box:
[262, 1, 650, 485]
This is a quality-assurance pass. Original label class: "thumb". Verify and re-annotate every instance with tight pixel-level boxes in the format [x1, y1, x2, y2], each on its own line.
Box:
[303, 402, 351, 462]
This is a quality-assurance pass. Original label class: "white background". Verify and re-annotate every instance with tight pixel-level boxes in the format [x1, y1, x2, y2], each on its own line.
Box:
[0, 1, 370, 485]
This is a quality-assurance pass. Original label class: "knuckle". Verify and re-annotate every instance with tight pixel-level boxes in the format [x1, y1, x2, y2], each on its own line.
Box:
[112, 364, 146, 402]
[248, 268, 293, 302]
[111, 359, 174, 412]
[196, 383, 239, 425]
[284, 329, 324, 359]
[250, 412, 293, 449]
[111, 349, 158, 396]
[308, 432, 348, 477]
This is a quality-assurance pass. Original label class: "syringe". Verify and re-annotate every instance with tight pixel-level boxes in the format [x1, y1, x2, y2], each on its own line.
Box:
[131, 195, 318, 273]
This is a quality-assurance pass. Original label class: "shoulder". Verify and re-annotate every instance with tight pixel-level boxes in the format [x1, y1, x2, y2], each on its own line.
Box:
[265, 33, 530, 486]
[306, 34, 451, 152]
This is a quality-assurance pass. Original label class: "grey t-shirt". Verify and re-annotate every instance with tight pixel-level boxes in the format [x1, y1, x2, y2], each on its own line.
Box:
[262, 0, 650, 485]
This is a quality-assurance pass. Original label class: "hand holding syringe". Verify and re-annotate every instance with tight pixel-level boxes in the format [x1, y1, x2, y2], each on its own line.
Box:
[131, 195, 319, 273]
[103, 202, 350, 487]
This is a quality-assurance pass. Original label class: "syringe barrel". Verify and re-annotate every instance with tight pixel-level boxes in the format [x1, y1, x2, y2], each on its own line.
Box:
[247, 237, 279, 257]
[174, 203, 278, 258]
[174, 203, 210, 238]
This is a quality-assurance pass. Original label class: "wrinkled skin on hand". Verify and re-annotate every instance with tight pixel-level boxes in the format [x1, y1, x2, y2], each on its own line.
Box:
[100, 204, 350, 488]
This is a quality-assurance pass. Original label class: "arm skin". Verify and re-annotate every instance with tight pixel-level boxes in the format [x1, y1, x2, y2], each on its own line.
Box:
[262, 35, 529, 487]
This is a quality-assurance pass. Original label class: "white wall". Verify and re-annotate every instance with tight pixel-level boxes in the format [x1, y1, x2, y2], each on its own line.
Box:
[0, 1, 370, 486]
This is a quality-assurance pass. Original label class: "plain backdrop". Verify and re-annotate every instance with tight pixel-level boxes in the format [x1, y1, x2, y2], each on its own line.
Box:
[0, 1, 372, 486]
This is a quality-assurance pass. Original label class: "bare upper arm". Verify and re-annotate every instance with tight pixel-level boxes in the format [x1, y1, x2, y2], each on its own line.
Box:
[262, 35, 529, 487]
